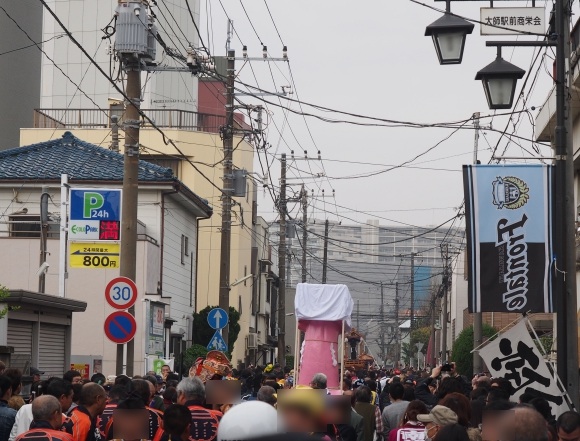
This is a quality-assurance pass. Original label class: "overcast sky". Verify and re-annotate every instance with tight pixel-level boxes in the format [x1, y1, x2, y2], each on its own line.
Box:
[198, 0, 566, 232]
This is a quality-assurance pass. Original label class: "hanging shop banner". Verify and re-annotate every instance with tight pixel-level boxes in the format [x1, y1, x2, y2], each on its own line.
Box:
[463, 164, 553, 313]
[479, 320, 570, 418]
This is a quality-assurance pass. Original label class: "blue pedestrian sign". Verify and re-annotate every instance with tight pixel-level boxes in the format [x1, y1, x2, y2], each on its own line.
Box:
[207, 329, 228, 352]
[207, 307, 228, 330]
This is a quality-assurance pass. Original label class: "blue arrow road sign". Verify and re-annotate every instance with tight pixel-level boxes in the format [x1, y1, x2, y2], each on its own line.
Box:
[207, 307, 228, 330]
[207, 329, 228, 352]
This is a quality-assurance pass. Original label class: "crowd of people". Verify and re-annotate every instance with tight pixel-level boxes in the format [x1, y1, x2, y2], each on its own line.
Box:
[0, 356, 577, 441]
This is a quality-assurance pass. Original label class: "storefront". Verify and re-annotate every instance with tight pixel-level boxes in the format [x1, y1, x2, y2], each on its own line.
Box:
[0, 290, 87, 377]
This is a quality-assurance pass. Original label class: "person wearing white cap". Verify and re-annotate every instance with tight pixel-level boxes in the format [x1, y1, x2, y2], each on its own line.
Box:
[416, 405, 458, 441]
[217, 401, 278, 441]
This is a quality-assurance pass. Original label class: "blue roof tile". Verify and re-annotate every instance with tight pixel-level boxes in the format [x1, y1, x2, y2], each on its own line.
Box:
[0, 131, 175, 182]
[0, 132, 212, 215]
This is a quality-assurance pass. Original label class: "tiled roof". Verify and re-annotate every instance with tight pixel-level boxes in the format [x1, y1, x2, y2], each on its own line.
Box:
[0, 131, 174, 182]
[0, 131, 212, 216]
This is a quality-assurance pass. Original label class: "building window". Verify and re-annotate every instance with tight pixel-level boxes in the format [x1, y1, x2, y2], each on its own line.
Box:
[10, 215, 41, 238]
[181, 235, 189, 265]
[238, 295, 243, 315]
[244, 265, 248, 286]
[142, 156, 180, 178]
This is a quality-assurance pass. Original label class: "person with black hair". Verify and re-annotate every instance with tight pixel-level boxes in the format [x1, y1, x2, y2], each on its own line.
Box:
[63, 371, 82, 386]
[529, 397, 557, 431]
[90, 374, 106, 386]
[0, 375, 16, 441]
[432, 423, 470, 441]
[102, 379, 163, 441]
[557, 411, 580, 441]
[145, 376, 165, 412]
[486, 387, 510, 404]
[9, 378, 73, 441]
[381, 382, 408, 439]
[96, 385, 127, 439]
[156, 404, 191, 441]
[3, 370, 22, 399]
[113, 376, 131, 389]
[354, 386, 383, 441]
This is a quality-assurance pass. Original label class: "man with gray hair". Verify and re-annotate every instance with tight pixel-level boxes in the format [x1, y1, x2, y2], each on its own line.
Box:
[257, 386, 277, 406]
[498, 407, 549, 441]
[15, 396, 72, 441]
[310, 373, 328, 391]
[176, 377, 222, 441]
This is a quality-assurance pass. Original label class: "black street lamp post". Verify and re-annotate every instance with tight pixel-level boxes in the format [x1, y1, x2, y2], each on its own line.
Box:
[475, 47, 526, 110]
[424, 1, 474, 65]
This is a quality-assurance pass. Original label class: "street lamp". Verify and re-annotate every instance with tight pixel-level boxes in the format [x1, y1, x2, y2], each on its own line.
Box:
[475, 48, 525, 110]
[424, 3, 474, 65]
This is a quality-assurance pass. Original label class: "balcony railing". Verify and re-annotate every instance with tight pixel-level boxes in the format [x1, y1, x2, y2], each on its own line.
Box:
[34, 108, 227, 134]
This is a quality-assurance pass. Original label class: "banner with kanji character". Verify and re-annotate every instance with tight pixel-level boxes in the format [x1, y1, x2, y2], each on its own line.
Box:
[463, 164, 554, 313]
[478, 320, 569, 417]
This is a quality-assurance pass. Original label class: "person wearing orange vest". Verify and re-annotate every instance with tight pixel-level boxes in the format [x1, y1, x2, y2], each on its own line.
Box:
[62, 384, 107, 441]
[15, 396, 72, 441]
[175, 377, 222, 441]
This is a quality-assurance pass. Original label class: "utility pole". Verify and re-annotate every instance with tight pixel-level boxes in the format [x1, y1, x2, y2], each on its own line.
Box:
[277, 153, 287, 366]
[218, 49, 235, 348]
[429, 293, 436, 367]
[301, 185, 307, 283]
[380, 282, 385, 362]
[441, 244, 450, 363]
[395, 282, 400, 368]
[554, 0, 579, 407]
[472, 111, 483, 376]
[322, 219, 329, 283]
[118, 50, 141, 376]
[39, 186, 49, 293]
[410, 254, 415, 329]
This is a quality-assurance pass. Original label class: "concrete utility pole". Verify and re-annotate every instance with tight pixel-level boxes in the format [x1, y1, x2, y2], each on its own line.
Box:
[429, 292, 436, 367]
[380, 282, 385, 362]
[410, 254, 415, 329]
[554, 0, 579, 407]
[118, 60, 141, 376]
[301, 186, 307, 283]
[218, 49, 236, 347]
[277, 153, 287, 366]
[39, 186, 49, 293]
[395, 282, 400, 368]
[472, 111, 483, 376]
[440, 244, 450, 363]
[322, 219, 329, 283]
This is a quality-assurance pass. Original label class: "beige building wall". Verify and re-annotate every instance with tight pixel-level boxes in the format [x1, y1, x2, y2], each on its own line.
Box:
[20, 128, 256, 365]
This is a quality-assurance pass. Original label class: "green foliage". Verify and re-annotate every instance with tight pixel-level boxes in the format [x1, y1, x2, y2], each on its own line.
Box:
[410, 327, 431, 353]
[191, 306, 241, 357]
[401, 342, 413, 365]
[535, 335, 554, 355]
[182, 344, 208, 372]
[451, 324, 497, 377]
[0, 285, 11, 319]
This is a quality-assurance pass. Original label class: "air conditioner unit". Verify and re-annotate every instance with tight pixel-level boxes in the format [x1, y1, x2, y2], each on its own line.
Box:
[246, 333, 258, 349]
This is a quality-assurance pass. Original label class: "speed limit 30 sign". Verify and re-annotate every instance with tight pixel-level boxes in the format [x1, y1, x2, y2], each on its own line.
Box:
[105, 277, 138, 309]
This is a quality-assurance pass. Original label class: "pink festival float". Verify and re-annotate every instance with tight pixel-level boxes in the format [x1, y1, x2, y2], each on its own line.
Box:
[294, 283, 354, 390]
